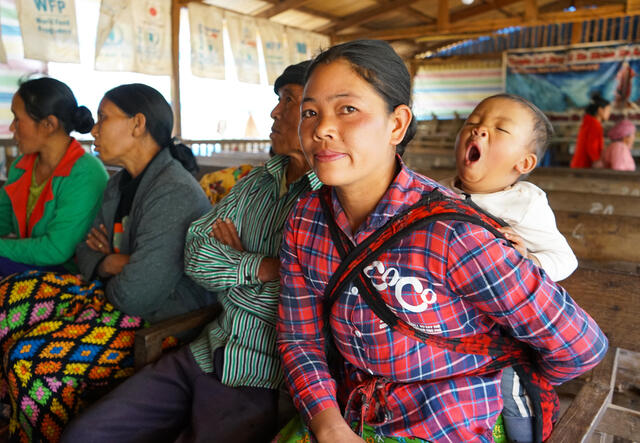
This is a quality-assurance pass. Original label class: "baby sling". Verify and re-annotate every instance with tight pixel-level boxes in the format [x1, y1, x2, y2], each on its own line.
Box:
[319, 186, 559, 443]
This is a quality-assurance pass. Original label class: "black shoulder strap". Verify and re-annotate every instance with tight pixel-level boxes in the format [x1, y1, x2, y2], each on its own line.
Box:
[319, 186, 524, 362]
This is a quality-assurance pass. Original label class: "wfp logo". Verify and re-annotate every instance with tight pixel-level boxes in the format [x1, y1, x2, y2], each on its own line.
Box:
[363, 261, 437, 313]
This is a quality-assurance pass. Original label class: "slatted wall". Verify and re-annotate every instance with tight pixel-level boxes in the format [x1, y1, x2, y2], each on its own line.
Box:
[433, 15, 640, 57]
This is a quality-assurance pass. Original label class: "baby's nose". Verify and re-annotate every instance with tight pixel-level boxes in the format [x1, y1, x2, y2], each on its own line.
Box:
[472, 126, 488, 137]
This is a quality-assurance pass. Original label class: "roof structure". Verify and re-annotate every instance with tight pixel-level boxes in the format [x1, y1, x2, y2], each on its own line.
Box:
[184, 0, 640, 59]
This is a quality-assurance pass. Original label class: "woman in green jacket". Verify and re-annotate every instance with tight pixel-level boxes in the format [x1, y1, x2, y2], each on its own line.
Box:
[0, 77, 108, 276]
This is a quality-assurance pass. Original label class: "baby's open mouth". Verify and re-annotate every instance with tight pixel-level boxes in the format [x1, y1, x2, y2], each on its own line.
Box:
[466, 143, 481, 163]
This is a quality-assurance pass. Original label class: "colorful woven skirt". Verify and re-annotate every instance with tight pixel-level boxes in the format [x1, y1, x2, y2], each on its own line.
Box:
[0, 271, 146, 443]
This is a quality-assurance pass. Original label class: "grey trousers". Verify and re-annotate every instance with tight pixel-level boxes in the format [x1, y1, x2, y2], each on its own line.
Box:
[501, 366, 534, 443]
[61, 346, 278, 443]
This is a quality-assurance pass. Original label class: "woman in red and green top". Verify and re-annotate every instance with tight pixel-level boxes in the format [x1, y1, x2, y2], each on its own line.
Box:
[570, 92, 611, 168]
[0, 77, 108, 276]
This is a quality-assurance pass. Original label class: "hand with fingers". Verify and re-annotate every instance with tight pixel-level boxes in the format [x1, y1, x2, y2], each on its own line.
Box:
[86, 224, 130, 278]
[498, 226, 541, 267]
[86, 224, 112, 255]
[209, 218, 280, 282]
[210, 218, 244, 252]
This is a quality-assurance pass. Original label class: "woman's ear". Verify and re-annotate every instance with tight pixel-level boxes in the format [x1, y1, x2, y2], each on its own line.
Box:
[131, 113, 147, 137]
[515, 151, 537, 175]
[41, 115, 60, 134]
[389, 104, 412, 147]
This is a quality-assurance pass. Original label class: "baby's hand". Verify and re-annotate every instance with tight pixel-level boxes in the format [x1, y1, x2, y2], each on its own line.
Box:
[498, 227, 528, 257]
[498, 227, 542, 267]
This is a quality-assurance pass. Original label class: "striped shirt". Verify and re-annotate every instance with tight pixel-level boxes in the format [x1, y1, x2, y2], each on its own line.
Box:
[278, 161, 608, 442]
[185, 154, 321, 389]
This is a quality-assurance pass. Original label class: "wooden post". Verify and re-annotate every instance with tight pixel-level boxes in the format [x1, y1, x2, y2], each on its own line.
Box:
[438, 0, 449, 31]
[171, 0, 182, 137]
[571, 21, 582, 44]
[524, 0, 537, 22]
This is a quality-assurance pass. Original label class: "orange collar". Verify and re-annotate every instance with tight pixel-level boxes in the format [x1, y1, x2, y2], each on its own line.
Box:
[4, 139, 86, 237]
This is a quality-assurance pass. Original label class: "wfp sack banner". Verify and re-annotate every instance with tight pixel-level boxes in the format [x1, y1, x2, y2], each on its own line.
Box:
[17, 0, 80, 62]
[258, 18, 288, 85]
[95, 0, 171, 75]
[307, 31, 329, 58]
[225, 11, 259, 84]
[188, 2, 225, 79]
[0, 25, 6, 64]
[286, 27, 309, 65]
[505, 43, 640, 113]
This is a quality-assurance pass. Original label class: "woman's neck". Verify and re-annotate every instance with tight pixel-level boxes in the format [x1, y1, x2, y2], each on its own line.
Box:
[123, 140, 161, 178]
[335, 159, 397, 233]
[35, 134, 72, 182]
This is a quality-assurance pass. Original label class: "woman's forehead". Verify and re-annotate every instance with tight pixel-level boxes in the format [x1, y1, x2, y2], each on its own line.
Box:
[303, 60, 377, 100]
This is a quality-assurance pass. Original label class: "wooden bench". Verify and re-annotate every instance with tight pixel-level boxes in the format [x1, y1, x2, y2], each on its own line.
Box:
[548, 266, 640, 442]
[553, 210, 640, 273]
[406, 166, 640, 273]
[546, 191, 640, 218]
[408, 164, 640, 198]
[134, 304, 221, 370]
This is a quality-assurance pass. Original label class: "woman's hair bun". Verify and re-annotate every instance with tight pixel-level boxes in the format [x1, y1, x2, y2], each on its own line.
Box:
[585, 91, 610, 115]
[72, 105, 94, 134]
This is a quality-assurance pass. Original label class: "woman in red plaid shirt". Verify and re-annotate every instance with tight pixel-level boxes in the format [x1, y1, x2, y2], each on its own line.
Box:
[276, 40, 607, 443]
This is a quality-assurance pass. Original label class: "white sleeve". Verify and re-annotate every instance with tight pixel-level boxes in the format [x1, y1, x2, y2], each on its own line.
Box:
[513, 190, 578, 282]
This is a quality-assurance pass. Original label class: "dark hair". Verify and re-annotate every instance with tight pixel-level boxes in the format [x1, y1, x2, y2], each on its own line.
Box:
[17, 77, 93, 134]
[480, 93, 554, 166]
[104, 84, 198, 174]
[585, 92, 610, 116]
[304, 39, 416, 156]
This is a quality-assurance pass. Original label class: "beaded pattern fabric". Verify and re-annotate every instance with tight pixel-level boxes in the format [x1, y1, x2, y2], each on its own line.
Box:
[199, 164, 253, 205]
[0, 271, 146, 442]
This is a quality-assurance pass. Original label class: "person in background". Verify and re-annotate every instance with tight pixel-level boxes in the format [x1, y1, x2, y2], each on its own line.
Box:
[0, 83, 213, 443]
[570, 92, 611, 168]
[601, 119, 636, 171]
[276, 39, 607, 443]
[61, 61, 320, 443]
[0, 77, 107, 277]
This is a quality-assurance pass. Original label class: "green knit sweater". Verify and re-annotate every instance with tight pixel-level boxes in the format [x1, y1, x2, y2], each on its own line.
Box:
[0, 142, 108, 272]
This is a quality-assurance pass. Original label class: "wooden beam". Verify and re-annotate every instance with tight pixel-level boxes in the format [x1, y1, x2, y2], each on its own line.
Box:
[438, 0, 450, 31]
[524, 0, 538, 22]
[405, 6, 437, 24]
[628, 0, 640, 13]
[254, 0, 315, 19]
[450, 0, 521, 22]
[334, 4, 626, 42]
[538, 0, 573, 14]
[171, 0, 181, 137]
[300, 6, 340, 21]
[320, 0, 419, 33]
[571, 21, 583, 44]
[260, 0, 341, 23]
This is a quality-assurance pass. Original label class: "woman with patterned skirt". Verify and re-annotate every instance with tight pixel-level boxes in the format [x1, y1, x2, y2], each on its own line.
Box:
[0, 77, 108, 277]
[0, 84, 214, 443]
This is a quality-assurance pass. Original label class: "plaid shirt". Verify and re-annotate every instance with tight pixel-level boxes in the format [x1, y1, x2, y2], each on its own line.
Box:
[277, 161, 608, 442]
